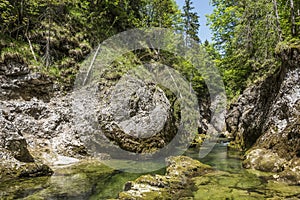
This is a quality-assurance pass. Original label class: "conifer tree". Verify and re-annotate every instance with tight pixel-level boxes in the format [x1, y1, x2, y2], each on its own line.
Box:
[182, 0, 200, 46]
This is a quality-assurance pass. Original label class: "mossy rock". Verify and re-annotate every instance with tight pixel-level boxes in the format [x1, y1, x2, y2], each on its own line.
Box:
[0, 157, 53, 182]
[193, 170, 265, 200]
[243, 149, 286, 173]
[193, 185, 264, 200]
[264, 181, 300, 198]
[17, 163, 53, 178]
[4, 160, 116, 199]
[166, 156, 213, 177]
[134, 174, 169, 188]
[118, 185, 170, 200]
[118, 156, 213, 199]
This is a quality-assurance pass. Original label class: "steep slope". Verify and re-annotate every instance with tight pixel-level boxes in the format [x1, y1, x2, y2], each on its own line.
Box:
[226, 43, 300, 184]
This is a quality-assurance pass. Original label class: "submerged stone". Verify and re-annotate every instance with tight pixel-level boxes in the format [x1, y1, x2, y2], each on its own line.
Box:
[118, 156, 213, 200]
[0, 160, 115, 199]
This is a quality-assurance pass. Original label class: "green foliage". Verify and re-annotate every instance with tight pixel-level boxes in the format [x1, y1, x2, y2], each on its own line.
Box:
[130, 0, 181, 29]
[0, 0, 185, 88]
[3, 0, 298, 103]
[182, 0, 200, 45]
[208, 0, 299, 100]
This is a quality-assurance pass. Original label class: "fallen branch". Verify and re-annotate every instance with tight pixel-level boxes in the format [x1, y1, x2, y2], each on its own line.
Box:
[25, 34, 38, 63]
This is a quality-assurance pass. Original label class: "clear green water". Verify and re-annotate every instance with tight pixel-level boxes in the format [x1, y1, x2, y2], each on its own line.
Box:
[0, 160, 165, 200]
[185, 142, 246, 174]
[185, 143, 300, 200]
[0, 144, 299, 199]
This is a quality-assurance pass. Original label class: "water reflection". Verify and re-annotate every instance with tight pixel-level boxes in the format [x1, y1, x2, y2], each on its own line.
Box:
[185, 142, 244, 173]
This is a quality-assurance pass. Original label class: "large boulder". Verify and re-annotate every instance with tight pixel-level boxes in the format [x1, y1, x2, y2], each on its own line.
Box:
[99, 75, 178, 154]
[242, 148, 287, 173]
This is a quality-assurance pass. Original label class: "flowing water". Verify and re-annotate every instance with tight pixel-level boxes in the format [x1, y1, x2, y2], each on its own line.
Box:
[1, 143, 300, 199]
[185, 143, 300, 200]
[0, 160, 165, 200]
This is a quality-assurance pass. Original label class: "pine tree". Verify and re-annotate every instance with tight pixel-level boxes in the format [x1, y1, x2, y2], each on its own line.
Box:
[182, 0, 200, 46]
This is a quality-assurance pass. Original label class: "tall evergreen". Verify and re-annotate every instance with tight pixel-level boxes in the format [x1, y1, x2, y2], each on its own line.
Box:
[182, 0, 200, 45]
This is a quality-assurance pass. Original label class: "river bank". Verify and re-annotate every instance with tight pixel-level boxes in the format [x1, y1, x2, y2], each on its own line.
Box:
[1, 143, 299, 200]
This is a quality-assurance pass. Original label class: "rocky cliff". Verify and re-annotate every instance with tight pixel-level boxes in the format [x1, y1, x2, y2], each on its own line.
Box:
[0, 55, 87, 180]
[0, 54, 53, 101]
[0, 56, 186, 180]
[226, 43, 300, 184]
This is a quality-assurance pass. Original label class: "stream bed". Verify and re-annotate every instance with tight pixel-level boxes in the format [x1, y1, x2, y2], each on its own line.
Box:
[185, 143, 300, 199]
[0, 143, 300, 199]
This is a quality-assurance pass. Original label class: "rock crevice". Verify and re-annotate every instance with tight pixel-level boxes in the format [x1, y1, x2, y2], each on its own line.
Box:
[226, 44, 300, 184]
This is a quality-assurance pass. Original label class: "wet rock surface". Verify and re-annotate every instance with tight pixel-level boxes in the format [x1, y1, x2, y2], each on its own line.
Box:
[0, 148, 53, 181]
[242, 148, 287, 173]
[192, 170, 300, 200]
[0, 160, 116, 199]
[1, 145, 300, 199]
[118, 156, 213, 200]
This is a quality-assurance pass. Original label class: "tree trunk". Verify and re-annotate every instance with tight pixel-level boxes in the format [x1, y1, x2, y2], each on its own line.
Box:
[290, 0, 297, 36]
[272, 0, 283, 41]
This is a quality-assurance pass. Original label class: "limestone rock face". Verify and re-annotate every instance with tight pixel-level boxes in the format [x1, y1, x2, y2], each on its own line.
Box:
[225, 70, 283, 149]
[226, 45, 300, 184]
[0, 58, 84, 181]
[0, 55, 53, 101]
[0, 59, 182, 180]
[0, 113, 53, 181]
[242, 149, 287, 173]
[0, 97, 88, 157]
[0, 114, 33, 162]
[255, 69, 300, 160]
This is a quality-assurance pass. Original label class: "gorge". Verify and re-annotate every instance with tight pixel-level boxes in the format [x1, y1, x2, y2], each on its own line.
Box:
[0, 0, 299, 199]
